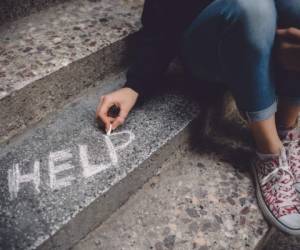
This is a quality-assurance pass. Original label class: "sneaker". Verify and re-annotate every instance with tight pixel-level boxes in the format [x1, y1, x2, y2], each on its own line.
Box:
[279, 127, 300, 193]
[252, 148, 300, 235]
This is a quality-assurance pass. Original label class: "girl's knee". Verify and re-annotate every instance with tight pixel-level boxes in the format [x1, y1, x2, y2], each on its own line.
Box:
[226, 0, 276, 27]
[223, 0, 277, 52]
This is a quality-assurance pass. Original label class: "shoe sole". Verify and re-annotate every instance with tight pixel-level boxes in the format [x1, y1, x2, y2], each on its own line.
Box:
[252, 162, 300, 235]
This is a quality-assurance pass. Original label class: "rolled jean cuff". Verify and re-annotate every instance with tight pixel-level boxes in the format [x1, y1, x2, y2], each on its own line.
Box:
[279, 96, 300, 106]
[241, 99, 277, 123]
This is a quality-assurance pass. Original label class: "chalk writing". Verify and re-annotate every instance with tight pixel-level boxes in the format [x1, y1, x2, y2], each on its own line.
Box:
[80, 130, 135, 177]
[105, 130, 135, 165]
[8, 161, 40, 200]
[49, 149, 75, 190]
[7, 130, 135, 200]
[79, 144, 110, 178]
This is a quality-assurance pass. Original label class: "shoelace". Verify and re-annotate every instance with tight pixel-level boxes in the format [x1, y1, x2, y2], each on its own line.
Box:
[260, 153, 297, 208]
[285, 140, 299, 160]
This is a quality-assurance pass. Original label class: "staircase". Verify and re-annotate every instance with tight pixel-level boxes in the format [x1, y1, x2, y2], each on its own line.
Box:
[0, 0, 299, 249]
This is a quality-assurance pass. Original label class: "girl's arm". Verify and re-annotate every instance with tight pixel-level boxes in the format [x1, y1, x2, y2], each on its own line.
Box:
[124, 0, 178, 98]
[97, 0, 177, 132]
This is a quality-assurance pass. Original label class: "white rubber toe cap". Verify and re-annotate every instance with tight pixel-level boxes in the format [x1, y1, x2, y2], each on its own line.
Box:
[279, 213, 300, 230]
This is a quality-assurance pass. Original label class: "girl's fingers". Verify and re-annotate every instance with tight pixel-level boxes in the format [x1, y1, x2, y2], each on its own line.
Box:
[111, 107, 128, 130]
[277, 28, 300, 42]
[277, 29, 287, 35]
[97, 97, 114, 131]
[111, 116, 126, 130]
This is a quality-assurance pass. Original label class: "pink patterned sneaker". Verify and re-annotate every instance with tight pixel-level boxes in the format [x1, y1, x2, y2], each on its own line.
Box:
[279, 127, 300, 193]
[252, 148, 300, 235]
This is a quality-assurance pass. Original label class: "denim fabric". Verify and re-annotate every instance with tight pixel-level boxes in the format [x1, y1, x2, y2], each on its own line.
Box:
[179, 0, 300, 122]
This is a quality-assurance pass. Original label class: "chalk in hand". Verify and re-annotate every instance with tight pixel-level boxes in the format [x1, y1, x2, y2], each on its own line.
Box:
[107, 124, 112, 135]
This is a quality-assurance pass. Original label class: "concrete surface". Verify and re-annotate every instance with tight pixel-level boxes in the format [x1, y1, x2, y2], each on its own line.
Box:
[73, 136, 269, 250]
[0, 72, 200, 250]
[0, 0, 70, 25]
[0, 0, 144, 142]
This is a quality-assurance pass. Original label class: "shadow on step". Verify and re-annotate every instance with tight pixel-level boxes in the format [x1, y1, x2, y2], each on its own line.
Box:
[160, 60, 255, 174]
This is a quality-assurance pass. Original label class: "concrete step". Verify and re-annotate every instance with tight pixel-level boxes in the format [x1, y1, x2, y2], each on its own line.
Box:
[72, 132, 270, 250]
[0, 0, 143, 142]
[0, 0, 70, 25]
[0, 72, 201, 250]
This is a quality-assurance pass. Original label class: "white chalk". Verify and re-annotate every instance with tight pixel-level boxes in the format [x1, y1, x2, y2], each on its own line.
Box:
[107, 124, 112, 135]
[49, 149, 75, 190]
[8, 161, 41, 200]
[79, 144, 110, 178]
[105, 130, 135, 166]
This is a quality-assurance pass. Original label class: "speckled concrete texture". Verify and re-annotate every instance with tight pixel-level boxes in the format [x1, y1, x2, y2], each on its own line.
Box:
[0, 0, 143, 142]
[0, 0, 142, 97]
[0, 0, 70, 25]
[73, 140, 269, 250]
[0, 74, 200, 249]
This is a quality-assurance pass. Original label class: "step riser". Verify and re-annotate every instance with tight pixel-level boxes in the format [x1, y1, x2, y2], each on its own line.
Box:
[0, 34, 136, 143]
[40, 124, 192, 250]
[0, 0, 69, 25]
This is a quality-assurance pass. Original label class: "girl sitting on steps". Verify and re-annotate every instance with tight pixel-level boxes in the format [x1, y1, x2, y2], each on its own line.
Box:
[96, 0, 300, 235]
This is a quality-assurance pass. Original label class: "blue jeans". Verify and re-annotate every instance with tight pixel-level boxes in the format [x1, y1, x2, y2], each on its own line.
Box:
[179, 0, 300, 122]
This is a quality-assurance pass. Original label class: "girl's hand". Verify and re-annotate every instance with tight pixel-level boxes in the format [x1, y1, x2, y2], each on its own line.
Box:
[96, 87, 139, 133]
[276, 28, 300, 72]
